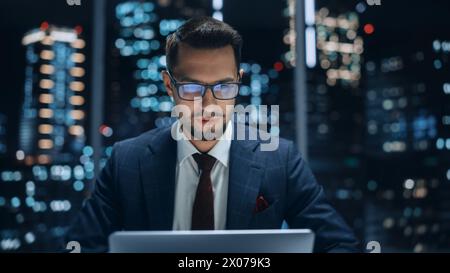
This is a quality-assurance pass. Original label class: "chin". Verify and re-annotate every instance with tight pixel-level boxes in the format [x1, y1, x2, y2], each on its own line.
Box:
[191, 120, 226, 141]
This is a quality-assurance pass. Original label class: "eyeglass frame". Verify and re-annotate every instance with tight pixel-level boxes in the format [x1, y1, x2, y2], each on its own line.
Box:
[164, 70, 242, 101]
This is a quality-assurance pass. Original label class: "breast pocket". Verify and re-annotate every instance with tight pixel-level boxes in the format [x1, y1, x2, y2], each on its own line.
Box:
[249, 200, 281, 229]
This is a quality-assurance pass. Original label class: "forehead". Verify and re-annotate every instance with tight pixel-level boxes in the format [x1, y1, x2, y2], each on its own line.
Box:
[173, 44, 237, 82]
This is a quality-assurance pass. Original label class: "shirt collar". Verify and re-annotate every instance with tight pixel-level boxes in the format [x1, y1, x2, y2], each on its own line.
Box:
[176, 120, 232, 167]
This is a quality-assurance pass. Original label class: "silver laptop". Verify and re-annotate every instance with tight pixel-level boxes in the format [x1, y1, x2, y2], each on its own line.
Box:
[109, 229, 315, 253]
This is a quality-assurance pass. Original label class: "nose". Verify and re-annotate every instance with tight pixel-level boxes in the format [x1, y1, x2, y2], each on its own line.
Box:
[202, 86, 216, 106]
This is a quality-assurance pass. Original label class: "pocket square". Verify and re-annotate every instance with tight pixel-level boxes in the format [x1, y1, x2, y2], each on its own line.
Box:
[254, 195, 270, 214]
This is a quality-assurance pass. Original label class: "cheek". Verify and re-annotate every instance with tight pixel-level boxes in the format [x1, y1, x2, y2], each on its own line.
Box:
[223, 101, 235, 117]
[211, 103, 231, 120]
[173, 100, 196, 119]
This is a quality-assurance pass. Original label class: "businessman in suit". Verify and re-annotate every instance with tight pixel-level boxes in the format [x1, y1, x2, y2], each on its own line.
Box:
[64, 16, 359, 252]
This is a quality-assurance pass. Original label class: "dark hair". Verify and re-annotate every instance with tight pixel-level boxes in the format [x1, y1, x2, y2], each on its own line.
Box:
[165, 16, 243, 73]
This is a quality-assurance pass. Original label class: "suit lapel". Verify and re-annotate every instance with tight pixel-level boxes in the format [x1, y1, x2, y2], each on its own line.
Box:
[139, 126, 177, 230]
[226, 138, 264, 229]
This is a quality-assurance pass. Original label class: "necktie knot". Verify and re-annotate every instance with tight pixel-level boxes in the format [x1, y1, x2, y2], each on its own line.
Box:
[193, 153, 216, 172]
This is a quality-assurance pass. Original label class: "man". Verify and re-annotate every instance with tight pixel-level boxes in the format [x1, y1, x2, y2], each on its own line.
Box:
[64, 16, 359, 252]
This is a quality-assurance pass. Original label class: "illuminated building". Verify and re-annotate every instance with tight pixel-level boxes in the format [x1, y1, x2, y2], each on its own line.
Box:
[308, 0, 450, 252]
[364, 37, 450, 252]
[0, 22, 93, 252]
[315, 6, 363, 87]
[305, 0, 366, 241]
[19, 23, 87, 165]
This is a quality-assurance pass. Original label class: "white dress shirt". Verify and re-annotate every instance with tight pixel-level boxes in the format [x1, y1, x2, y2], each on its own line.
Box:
[172, 121, 232, 230]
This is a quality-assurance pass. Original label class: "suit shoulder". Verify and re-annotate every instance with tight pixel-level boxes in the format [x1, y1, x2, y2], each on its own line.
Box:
[114, 125, 171, 151]
[277, 138, 305, 160]
[276, 137, 294, 151]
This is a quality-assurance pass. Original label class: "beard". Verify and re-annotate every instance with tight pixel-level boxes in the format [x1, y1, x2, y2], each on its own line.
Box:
[180, 117, 228, 141]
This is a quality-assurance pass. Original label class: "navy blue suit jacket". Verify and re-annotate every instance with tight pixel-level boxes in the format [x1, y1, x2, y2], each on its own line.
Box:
[65, 124, 359, 252]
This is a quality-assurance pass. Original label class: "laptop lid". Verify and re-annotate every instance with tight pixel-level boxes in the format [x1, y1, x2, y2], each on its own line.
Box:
[108, 229, 315, 253]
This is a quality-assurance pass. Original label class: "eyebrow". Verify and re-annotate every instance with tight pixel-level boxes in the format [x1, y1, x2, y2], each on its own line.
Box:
[177, 75, 237, 84]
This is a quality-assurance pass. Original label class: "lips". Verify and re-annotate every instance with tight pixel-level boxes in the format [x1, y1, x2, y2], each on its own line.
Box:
[201, 118, 212, 125]
[193, 115, 223, 125]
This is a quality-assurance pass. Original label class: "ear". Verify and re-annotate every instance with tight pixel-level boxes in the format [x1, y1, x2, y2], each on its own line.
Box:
[239, 68, 244, 80]
[161, 71, 174, 98]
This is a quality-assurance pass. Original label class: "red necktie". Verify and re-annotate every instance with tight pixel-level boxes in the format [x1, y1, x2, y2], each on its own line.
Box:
[191, 153, 216, 230]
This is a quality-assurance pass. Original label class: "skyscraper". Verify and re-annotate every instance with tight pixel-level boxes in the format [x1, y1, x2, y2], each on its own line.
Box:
[0, 22, 92, 252]
[307, 0, 450, 252]
[364, 35, 450, 252]
[306, 0, 366, 240]
[19, 23, 87, 166]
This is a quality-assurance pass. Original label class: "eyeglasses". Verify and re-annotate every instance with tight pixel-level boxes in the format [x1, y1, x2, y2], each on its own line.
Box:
[165, 70, 241, 101]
